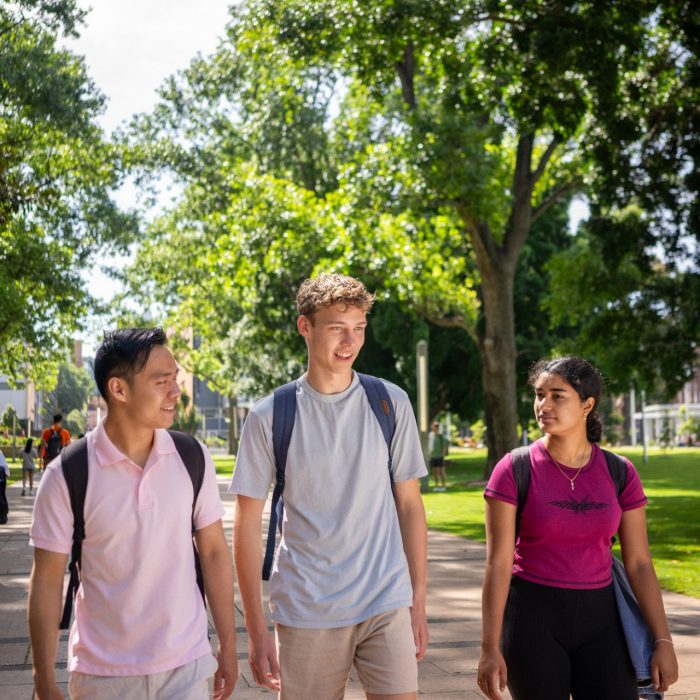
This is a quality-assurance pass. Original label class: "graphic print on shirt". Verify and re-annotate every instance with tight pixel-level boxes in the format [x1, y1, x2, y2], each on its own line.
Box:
[549, 495, 608, 514]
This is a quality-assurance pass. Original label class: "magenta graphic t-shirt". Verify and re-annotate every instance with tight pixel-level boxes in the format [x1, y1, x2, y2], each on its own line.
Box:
[484, 440, 647, 589]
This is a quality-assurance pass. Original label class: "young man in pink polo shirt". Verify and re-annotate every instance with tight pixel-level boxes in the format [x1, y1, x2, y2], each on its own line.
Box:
[28, 328, 238, 700]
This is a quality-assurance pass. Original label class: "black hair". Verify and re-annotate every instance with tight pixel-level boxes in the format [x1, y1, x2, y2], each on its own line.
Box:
[528, 356, 604, 443]
[24, 438, 33, 453]
[53, 413, 62, 424]
[93, 327, 168, 402]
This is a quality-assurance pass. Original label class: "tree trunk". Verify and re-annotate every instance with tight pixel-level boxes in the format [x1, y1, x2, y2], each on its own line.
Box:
[478, 262, 519, 478]
[228, 394, 238, 455]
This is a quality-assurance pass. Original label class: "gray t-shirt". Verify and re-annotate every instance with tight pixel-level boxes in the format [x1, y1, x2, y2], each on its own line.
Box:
[230, 372, 427, 628]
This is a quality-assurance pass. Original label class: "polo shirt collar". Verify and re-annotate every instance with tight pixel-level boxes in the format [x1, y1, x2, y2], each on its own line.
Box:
[92, 420, 177, 466]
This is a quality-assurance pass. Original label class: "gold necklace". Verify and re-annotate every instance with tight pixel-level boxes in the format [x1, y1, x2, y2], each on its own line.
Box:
[547, 447, 590, 491]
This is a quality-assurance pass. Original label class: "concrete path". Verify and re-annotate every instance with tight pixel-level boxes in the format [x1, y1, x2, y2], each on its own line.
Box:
[1, 473, 699, 699]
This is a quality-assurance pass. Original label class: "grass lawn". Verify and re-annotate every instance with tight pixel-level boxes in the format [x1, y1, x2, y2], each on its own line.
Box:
[213, 455, 236, 479]
[425, 446, 700, 598]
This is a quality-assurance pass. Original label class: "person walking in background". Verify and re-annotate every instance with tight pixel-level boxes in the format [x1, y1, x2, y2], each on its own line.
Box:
[0, 450, 9, 524]
[232, 274, 429, 699]
[21, 437, 37, 496]
[29, 328, 237, 700]
[428, 421, 448, 491]
[478, 356, 678, 700]
[40, 414, 70, 469]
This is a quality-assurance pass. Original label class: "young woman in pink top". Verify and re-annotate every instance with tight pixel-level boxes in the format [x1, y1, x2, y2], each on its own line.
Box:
[477, 356, 678, 700]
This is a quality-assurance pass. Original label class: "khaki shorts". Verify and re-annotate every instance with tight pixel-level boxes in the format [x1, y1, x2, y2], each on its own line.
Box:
[276, 606, 418, 699]
[68, 653, 217, 700]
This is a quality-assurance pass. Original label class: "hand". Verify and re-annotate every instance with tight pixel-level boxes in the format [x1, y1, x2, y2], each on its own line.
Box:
[248, 629, 281, 691]
[410, 601, 429, 661]
[213, 644, 238, 700]
[34, 680, 65, 700]
[651, 642, 678, 692]
[477, 648, 508, 700]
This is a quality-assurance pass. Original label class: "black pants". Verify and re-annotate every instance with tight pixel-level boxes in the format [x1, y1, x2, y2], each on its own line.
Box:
[0, 478, 7, 524]
[502, 576, 637, 700]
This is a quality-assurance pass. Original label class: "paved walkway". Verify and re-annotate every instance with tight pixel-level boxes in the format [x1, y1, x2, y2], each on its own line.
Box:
[1, 473, 699, 699]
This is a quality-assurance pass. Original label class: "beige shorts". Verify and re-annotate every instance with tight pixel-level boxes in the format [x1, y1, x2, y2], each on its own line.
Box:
[68, 653, 218, 700]
[276, 606, 418, 699]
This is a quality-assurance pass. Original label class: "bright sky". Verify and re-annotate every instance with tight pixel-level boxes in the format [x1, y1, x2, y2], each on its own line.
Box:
[66, 1, 232, 351]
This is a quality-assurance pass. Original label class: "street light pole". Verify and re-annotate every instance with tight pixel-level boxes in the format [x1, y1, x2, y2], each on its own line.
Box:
[416, 340, 429, 492]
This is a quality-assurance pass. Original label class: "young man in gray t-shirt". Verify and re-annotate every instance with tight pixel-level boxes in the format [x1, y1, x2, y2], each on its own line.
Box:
[231, 274, 428, 699]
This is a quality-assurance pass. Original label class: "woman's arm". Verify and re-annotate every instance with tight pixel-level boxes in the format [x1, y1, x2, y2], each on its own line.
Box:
[478, 498, 516, 700]
[618, 507, 679, 692]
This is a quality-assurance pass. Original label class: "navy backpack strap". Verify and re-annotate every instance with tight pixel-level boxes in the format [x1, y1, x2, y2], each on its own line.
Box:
[169, 430, 207, 602]
[510, 445, 532, 537]
[263, 380, 298, 581]
[60, 437, 89, 630]
[357, 373, 396, 496]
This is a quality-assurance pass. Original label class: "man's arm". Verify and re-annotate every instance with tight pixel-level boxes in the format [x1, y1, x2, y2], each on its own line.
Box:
[28, 548, 69, 700]
[394, 479, 429, 660]
[195, 520, 238, 700]
[233, 495, 280, 691]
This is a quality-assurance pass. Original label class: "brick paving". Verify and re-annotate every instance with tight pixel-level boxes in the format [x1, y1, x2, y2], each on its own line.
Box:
[1, 473, 699, 699]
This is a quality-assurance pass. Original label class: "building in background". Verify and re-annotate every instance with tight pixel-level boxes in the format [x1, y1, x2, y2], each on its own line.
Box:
[0, 376, 37, 432]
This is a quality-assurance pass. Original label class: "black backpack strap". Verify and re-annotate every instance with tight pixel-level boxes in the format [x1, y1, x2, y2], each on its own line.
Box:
[602, 448, 628, 546]
[602, 449, 627, 499]
[511, 445, 532, 537]
[60, 437, 89, 630]
[263, 380, 297, 581]
[168, 430, 207, 602]
[357, 373, 397, 496]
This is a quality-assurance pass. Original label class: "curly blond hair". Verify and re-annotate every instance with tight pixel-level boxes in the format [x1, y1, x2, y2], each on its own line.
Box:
[296, 274, 375, 318]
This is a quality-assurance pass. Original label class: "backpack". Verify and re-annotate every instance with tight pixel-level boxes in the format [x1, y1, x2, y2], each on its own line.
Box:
[58, 430, 206, 630]
[510, 444, 627, 536]
[262, 372, 396, 581]
[46, 428, 64, 460]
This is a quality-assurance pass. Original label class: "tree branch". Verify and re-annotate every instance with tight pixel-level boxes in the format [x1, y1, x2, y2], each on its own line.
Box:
[396, 41, 417, 110]
[532, 135, 561, 185]
[418, 308, 479, 345]
[455, 202, 498, 268]
[531, 177, 583, 223]
[502, 134, 534, 264]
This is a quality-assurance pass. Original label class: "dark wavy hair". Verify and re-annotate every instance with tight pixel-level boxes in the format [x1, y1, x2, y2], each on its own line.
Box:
[94, 327, 168, 402]
[528, 356, 604, 443]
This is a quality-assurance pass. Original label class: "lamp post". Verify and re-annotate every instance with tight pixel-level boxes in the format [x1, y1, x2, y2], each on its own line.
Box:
[416, 340, 429, 492]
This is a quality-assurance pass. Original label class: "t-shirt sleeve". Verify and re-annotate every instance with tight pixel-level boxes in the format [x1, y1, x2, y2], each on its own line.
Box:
[29, 457, 73, 554]
[229, 399, 276, 500]
[619, 458, 648, 511]
[193, 442, 226, 531]
[386, 384, 428, 481]
[484, 453, 518, 507]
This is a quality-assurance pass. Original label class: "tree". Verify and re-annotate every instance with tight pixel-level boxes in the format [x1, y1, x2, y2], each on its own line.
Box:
[40, 362, 94, 426]
[125, 1, 698, 474]
[261, 0, 700, 473]
[545, 207, 700, 397]
[0, 1, 134, 387]
[171, 391, 200, 435]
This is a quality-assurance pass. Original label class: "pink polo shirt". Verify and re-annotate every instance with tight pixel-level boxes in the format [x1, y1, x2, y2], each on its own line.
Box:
[30, 421, 225, 676]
